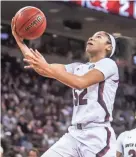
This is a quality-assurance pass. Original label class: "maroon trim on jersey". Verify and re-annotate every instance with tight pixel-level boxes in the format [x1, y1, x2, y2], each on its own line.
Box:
[112, 79, 119, 83]
[96, 127, 111, 157]
[98, 81, 110, 121]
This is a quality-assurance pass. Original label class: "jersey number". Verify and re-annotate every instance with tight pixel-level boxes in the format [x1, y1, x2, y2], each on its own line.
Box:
[74, 89, 87, 106]
[128, 149, 136, 157]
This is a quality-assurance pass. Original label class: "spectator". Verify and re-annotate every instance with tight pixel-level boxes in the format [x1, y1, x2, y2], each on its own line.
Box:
[28, 148, 40, 157]
[17, 116, 30, 134]
[3, 109, 17, 132]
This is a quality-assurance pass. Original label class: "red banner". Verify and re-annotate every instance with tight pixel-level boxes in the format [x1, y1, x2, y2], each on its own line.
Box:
[65, 0, 136, 19]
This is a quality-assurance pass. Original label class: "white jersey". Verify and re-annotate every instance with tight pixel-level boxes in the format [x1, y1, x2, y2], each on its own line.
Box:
[65, 58, 119, 125]
[117, 129, 136, 157]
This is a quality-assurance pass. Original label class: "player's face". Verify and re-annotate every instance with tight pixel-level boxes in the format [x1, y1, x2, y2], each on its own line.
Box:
[28, 151, 37, 157]
[86, 31, 111, 57]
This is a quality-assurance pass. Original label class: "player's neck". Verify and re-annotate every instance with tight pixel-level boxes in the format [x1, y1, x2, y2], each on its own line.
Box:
[89, 55, 105, 63]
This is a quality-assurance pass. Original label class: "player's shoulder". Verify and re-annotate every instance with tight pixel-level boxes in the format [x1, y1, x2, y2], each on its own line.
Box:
[123, 128, 136, 134]
[65, 62, 82, 67]
[98, 58, 117, 66]
[72, 62, 83, 66]
[118, 130, 129, 140]
[128, 128, 136, 134]
[95, 58, 118, 73]
[70, 62, 83, 69]
[119, 129, 136, 140]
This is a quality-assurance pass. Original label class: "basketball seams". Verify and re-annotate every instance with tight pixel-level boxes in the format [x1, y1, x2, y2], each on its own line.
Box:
[16, 6, 33, 15]
[14, 7, 46, 40]
[24, 19, 45, 39]
[31, 20, 44, 34]
[18, 11, 41, 32]
[27, 15, 45, 34]
[15, 6, 36, 30]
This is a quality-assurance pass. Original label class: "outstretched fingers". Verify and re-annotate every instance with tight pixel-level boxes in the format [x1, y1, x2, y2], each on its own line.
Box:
[24, 65, 33, 69]
[23, 58, 37, 65]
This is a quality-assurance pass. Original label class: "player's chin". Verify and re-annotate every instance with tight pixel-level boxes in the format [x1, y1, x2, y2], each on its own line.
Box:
[85, 48, 93, 56]
[86, 47, 91, 54]
[86, 44, 94, 52]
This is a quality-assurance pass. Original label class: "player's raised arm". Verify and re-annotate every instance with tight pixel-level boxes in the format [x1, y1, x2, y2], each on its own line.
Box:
[11, 17, 35, 58]
[24, 50, 117, 90]
[11, 18, 67, 78]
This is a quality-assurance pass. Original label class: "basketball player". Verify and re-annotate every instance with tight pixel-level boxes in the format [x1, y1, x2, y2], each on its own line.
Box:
[11, 18, 119, 157]
[117, 128, 136, 157]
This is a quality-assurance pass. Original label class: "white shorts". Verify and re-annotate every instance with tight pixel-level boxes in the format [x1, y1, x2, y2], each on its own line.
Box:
[41, 126, 116, 157]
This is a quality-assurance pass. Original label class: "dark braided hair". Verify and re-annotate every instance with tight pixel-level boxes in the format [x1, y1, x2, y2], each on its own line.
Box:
[114, 37, 136, 60]
[105, 33, 136, 60]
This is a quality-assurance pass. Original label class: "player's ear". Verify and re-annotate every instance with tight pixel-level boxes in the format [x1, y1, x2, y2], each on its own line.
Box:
[105, 44, 112, 57]
[106, 44, 112, 52]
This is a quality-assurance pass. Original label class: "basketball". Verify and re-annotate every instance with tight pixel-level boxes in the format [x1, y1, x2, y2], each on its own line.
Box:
[14, 6, 47, 40]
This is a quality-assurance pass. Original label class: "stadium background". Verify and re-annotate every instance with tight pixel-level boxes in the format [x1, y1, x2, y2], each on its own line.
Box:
[1, 1, 136, 157]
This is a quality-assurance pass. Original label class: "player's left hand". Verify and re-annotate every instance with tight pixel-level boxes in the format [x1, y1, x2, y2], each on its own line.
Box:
[24, 49, 50, 77]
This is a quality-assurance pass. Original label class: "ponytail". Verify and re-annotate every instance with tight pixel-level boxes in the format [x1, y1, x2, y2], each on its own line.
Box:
[112, 36, 136, 60]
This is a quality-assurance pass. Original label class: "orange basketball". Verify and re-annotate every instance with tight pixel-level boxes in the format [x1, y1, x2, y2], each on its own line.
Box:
[14, 6, 47, 40]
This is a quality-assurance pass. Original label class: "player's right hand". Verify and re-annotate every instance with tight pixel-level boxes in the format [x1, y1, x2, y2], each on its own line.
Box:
[11, 17, 24, 42]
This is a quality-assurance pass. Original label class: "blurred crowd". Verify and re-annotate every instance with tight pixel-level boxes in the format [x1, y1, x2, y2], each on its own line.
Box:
[1, 53, 73, 157]
[1, 31, 85, 61]
[1, 53, 136, 157]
